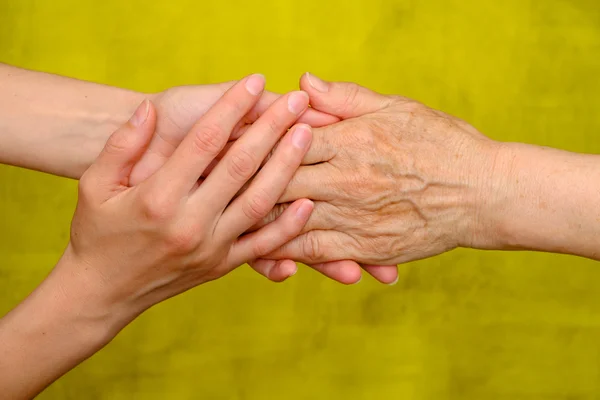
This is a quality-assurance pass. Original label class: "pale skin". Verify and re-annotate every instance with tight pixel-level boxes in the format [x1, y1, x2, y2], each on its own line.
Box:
[249, 73, 600, 270]
[0, 63, 392, 284]
[0, 75, 323, 399]
[2, 67, 598, 398]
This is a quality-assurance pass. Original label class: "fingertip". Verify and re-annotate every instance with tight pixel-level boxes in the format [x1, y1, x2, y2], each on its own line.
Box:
[128, 99, 157, 144]
[280, 259, 298, 279]
[290, 124, 313, 151]
[293, 199, 314, 221]
[299, 72, 310, 90]
[254, 259, 297, 283]
[337, 261, 362, 285]
[363, 265, 399, 285]
[347, 270, 363, 285]
[312, 260, 362, 285]
[245, 73, 266, 96]
[301, 72, 329, 93]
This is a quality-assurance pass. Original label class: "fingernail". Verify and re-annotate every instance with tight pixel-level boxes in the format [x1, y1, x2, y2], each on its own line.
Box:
[288, 91, 309, 115]
[295, 200, 314, 219]
[245, 74, 265, 95]
[291, 125, 312, 149]
[306, 72, 329, 93]
[352, 275, 362, 285]
[388, 276, 399, 286]
[129, 99, 149, 127]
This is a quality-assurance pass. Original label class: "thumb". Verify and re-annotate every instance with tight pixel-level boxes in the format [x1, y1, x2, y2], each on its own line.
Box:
[300, 72, 392, 119]
[87, 99, 156, 192]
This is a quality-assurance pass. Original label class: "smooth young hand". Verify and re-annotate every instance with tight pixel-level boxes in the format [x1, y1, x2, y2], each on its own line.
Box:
[0, 75, 314, 399]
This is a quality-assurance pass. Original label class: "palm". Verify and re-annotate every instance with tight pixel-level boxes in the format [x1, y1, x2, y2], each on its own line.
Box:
[129, 82, 236, 185]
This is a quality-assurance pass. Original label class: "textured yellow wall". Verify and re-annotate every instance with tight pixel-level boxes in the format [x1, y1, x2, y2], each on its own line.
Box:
[1, 1, 600, 398]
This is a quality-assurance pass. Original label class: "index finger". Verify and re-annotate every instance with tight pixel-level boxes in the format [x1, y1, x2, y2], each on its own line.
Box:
[230, 92, 340, 140]
[149, 74, 265, 196]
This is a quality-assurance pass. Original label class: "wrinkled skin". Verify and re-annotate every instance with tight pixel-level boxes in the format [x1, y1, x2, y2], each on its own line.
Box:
[250, 73, 501, 268]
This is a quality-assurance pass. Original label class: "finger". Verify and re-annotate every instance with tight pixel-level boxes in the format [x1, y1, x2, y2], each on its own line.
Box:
[228, 199, 314, 268]
[84, 100, 156, 199]
[249, 259, 362, 285]
[278, 165, 334, 203]
[248, 259, 299, 283]
[149, 74, 265, 196]
[255, 91, 340, 128]
[265, 230, 350, 265]
[250, 201, 337, 233]
[130, 83, 239, 186]
[200, 142, 234, 178]
[362, 265, 399, 285]
[196, 91, 309, 217]
[299, 108, 340, 127]
[229, 92, 339, 141]
[301, 125, 337, 165]
[247, 91, 340, 128]
[300, 72, 392, 119]
[205, 121, 338, 180]
[215, 123, 312, 236]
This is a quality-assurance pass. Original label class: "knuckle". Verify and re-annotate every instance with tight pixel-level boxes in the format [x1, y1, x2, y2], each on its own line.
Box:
[301, 231, 324, 262]
[264, 141, 280, 164]
[104, 131, 132, 155]
[264, 117, 283, 137]
[139, 190, 175, 222]
[164, 224, 198, 255]
[257, 203, 289, 228]
[251, 238, 271, 258]
[339, 83, 361, 111]
[77, 174, 96, 202]
[343, 83, 361, 103]
[227, 148, 257, 182]
[225, 96, 247, 116]
[193, 124, 224, 155]
[242, 188, 273, 221]
[403, 99, 425, 114]
[272, 149, 296, 172]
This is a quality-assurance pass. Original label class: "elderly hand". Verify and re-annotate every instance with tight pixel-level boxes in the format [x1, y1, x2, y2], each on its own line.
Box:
[251, 73, 502, 270]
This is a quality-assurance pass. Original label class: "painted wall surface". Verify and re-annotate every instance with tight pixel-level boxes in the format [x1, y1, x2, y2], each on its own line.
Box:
[1, 1, 599, 398]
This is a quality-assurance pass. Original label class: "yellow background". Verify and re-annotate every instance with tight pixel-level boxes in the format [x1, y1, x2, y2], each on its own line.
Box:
[1, 0, 600, 398]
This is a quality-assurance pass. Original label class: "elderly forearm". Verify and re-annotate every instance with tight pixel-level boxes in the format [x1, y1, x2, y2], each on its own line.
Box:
[478, 142, 600, 259]
[0, 63, 144, 178]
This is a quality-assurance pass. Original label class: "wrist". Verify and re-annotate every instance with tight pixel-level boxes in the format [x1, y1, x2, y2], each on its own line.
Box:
[69, 88, 147, 178]
[470, 141, 600, 257]
[0, 64, 147, 178]
[454, 137, 507, 250]
[0, 251, 139, 398]
[51, 247, 142, 341]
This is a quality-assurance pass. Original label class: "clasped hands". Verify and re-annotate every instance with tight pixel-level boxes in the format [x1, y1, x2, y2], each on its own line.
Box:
[60, 72, 501, 328]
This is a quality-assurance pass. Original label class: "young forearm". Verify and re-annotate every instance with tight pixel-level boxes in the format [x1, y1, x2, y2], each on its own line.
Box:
[481, 142, 600, 259]
[0, 63, 145, 178]
[0, 255, 136, 399]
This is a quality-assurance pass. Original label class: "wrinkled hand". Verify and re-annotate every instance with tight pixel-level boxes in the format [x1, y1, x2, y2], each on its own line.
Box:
[61, 76, 314, 328]
[252, 74, 501, 270]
